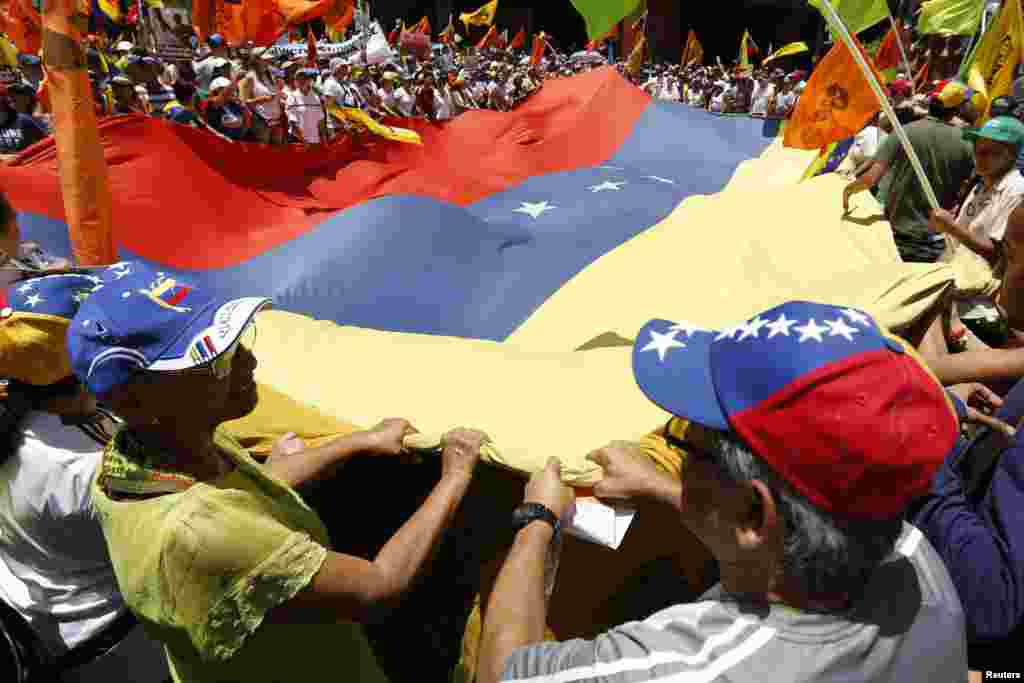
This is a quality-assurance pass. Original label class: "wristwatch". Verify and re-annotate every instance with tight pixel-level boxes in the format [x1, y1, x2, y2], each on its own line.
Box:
[511, 502, 561, 540]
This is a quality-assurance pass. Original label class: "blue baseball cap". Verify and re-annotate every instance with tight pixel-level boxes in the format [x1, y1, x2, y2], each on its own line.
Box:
[208, 34, 226, 48]
[631, 301, 957, 520]
[68, 262, 269, 396]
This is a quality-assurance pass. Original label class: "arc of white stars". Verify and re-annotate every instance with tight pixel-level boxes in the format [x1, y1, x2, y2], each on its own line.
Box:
[737, 316, 768, 341]
[588, 180, 627, 193]
[598, 165, 624, 171]
[24, 293, 44, 308]
[640, 329, 687, 362]
[715, 324, 744, 341]
[825, 317, 859, 341]
[514, 201, 557, 219]
[17, 281, 35, 294]
[841, 308, 871, 327]
[794, 318, 828, 343]
[645, 175, 676, 185]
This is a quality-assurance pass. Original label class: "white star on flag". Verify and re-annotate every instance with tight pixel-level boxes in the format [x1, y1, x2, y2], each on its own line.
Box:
[514, 201, 557, 219]
[841, 308, 871, 327]
[17, 281, 34, 294]
[764, 313, 798, 338]
[738, 316, 768, 341]
[715, 324, 743, 341]
[588, 180, 627, 193]
[825, 318, 859, 341]
[794, 318, 828, 343]
[668, 321, 701, 337]
[640, 329, 687, 362]
[24, 293, 44, 308]
[645, 175, 676, 185]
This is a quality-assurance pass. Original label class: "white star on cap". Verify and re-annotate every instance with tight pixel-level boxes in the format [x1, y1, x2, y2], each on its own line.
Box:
[588, 180, 627, 193]
[794, 318, 828, 343]
[17, 281, 34, 294]
[841, 308, 871, 327]
[825, 317, 859, 342]
[640, 328, 687, 362]
[764, 313, 798, 338]
[23, 293, 44, 308]
[514, 201, 556, 219]
[645, 175, 676, 185]
[738, 316, 768, 341]
[668, 321, 701, 337]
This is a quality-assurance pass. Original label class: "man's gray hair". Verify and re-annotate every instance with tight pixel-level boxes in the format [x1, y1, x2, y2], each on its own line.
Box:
[704, 429, 903, 598]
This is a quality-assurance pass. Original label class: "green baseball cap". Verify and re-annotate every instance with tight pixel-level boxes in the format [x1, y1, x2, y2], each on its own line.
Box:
[964, 116, 1024, 148]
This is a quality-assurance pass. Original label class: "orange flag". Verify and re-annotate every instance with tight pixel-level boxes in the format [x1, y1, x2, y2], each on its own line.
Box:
[476, 24, 497, 49]
[41, 0, 114, 265]
[530, 31, 546, 65]
[4, 0, 42, 53]
[509, 26, 526, 49]
[416, 15, 431, 35]
[191, 0, 352, 46]
[913, 60, 930, 93]
[783, 36, 883, 151]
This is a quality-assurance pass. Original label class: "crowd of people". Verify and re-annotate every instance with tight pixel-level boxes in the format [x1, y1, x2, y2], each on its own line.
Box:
[0, 29, 639, 155]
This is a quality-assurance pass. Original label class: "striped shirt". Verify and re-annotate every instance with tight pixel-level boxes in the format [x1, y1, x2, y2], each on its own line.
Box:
[502, 523, 967, 683]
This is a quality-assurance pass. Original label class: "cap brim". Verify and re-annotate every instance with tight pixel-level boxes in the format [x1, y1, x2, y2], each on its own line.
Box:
[631, 319, 730, 431]
[149, 297, 271, 372]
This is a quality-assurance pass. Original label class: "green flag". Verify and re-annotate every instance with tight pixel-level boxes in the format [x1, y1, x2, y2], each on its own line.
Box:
[570, 0, 643, 40]
[808, 0, 890, 34]
[918, 0, 985, 35]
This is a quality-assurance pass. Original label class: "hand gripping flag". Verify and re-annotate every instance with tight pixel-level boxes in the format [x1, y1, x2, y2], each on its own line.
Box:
[961, 0, 1024, 120]
[460, 0, 497, 28]
[809, 0, 890, 35]
[570, 0, 641, 41]
[783, 34, 883, 151]
[918, 0, 986, 36]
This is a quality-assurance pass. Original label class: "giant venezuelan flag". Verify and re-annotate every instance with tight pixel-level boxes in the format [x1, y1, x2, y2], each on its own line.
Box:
[1, 68, 776, 342]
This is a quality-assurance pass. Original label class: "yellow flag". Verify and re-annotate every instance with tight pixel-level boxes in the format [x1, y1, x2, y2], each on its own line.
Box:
[627, 34, 646, 76]
[809, 0, 890, 34]
[327, 103, 423, 145]
[1, 34, 18, 68]
[739, 29, 754, 69]
[963, 0, 1024, 121]
[918, 0, 986, 36]
[763, 41, 810, 65]
[460, 0, 498, 28]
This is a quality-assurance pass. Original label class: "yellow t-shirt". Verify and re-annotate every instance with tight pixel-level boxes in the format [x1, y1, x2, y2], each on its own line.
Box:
[91, 426, 390, 683]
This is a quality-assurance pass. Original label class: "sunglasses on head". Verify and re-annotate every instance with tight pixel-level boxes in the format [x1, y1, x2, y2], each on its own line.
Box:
[663, 417, 717, 463]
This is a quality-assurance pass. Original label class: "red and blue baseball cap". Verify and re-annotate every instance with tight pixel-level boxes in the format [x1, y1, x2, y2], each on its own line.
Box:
[632, 301, 958, 520]
[67, 262, 269, 396]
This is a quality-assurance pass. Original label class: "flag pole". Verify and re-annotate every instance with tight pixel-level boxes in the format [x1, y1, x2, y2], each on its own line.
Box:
[889, 15, 914, 80]
[816, 0, 940, 211]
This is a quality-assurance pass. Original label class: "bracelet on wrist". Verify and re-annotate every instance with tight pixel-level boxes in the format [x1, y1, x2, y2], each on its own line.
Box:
[512, 502, 560, 541]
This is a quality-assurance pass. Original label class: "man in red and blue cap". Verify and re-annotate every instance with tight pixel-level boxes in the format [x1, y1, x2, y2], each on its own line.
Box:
[476, 301, 969, 683]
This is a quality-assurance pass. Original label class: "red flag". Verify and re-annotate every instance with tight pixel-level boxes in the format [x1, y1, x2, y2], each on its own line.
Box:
[496, 28, 508, 50]
[306, 24, 317, 67]
[416, 15, 431, 35]
[913, 60, 930, 93]
[783, 36, 883, 150]
[509, 26, 526, 50]
[3, 0, 41, 53]
[388, 27, 399, 44]
[530, 31, 546, 66]
[476, 24, 497, 49]
[875, 21, 907, 72]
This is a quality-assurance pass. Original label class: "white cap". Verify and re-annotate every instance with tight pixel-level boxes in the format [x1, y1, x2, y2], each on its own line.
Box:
[115, 41, 134, 52]
[208, 56, 229, 68]
[210, 76, 232, 92]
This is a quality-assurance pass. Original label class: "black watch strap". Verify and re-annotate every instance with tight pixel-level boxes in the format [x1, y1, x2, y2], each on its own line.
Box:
[512, 502, 561, 539]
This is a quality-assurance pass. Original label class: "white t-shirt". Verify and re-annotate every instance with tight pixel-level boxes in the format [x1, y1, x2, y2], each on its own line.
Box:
[849, 126, 886, 167]
[285, 89, 324, 143]
[243, 72, 283, 123]
[751, 82, 775, 115]
[0, 411, 126, 655]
